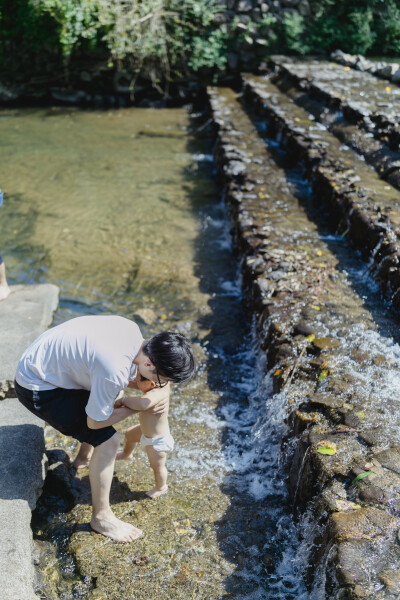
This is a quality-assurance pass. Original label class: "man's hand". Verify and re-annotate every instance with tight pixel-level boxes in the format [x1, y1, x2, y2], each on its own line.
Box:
[144, 383, 170, 414]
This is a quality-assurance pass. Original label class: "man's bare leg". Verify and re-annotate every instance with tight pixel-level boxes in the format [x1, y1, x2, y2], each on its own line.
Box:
[116, 424, 141, 460]
[89, 432, 143, 542]
[0, 261, 10, 301]
[145, 446, 168, 498]
[73, 442, 94, 469]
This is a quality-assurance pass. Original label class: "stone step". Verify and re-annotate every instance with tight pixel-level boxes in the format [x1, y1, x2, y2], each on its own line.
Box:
[269, 56, 400, 153]
[242, 73, 400, 311]
[0, 283, 59, 600]
[267, 56, 400, 191]
[208, 85, 400, 600]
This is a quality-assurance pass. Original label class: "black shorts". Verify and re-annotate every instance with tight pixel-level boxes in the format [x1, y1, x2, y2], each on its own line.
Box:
[14, 380, 116, 447]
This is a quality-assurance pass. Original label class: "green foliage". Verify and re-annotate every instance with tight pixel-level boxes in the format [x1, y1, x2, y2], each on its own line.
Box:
[282, 12, 309, 55]
[306, 0, 399, 56]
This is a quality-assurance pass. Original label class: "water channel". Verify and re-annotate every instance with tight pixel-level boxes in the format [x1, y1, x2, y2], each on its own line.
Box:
[0, 106, 309, 599]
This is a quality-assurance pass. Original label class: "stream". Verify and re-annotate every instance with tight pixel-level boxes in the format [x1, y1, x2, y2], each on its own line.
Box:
[0, 105, 309, 599]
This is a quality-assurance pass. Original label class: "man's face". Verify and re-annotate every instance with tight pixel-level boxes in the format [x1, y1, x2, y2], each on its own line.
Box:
[138, 359, 169, 388]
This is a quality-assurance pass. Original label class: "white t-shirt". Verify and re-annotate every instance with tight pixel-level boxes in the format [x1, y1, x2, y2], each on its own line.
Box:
[16, 315, 143, 421]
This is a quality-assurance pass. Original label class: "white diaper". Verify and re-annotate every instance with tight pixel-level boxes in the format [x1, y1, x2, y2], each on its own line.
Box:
[140, 431, 174, 453]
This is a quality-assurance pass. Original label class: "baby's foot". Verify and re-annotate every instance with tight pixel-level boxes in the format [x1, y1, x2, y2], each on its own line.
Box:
[116, 450, 133, 461]
[146, 485, 168, 499]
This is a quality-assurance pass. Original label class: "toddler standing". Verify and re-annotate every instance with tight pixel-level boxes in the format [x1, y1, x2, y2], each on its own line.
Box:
[116, 373, 174, 498]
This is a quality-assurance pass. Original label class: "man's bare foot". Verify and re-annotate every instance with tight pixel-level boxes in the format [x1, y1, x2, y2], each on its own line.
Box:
[116, 450, 133, 461]
[90, 513, 143, 543]
[72, 456, 91, 469]
[146, 485, 168, 499]
[0, 283, 10, 301]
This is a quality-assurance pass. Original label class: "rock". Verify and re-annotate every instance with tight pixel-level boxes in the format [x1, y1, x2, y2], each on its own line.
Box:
[375, 64, 399, 79]
[0, 82, 19, 102]
[310, 393, 343, 409]
[379, 569, 400, 594]
[237, 0, 253, 12]
[293, 320, 314, 336]
[359, 485, 385, 505]
[374, 448, 400, 475]
[313, 337, 340, 350]
[227, 52, 239, 71]
[331, 507, 400, 543]
[392, 69, 400, 84]
[134, 307, 157, 325]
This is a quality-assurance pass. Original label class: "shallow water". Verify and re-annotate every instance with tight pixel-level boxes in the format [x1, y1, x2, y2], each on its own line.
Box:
[0, 106, 309, 598]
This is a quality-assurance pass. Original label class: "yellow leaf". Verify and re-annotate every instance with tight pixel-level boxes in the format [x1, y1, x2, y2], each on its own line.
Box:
[160, 314, 168, 321]
[274, 368, 282, 376]
[305, 334, 315, 342]
[385, 86, 391, 92]
[318, 369, 329, 381]
[344, 66, 350, 71]
[355, 411, 365, 419]
[312, 305, 320, 311]
[316, 250, 323, 257]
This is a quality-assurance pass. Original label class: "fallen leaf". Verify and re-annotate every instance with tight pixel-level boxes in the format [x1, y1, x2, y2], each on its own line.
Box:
[274, 369, 283, 376]
[316, 440, 337, 455]
[351, 471, 374, 485]
[385, 86, 391, 92]
[318, 369, 329, 381]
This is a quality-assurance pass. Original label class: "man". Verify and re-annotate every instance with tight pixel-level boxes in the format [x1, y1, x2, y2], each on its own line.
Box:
[14, 315, 195, 543]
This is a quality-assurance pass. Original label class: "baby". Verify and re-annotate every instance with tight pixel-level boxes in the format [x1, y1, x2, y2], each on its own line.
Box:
[116, 373, 174, 498]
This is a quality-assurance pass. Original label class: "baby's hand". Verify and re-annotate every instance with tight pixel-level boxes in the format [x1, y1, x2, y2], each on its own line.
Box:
[114, 397, 124, 409]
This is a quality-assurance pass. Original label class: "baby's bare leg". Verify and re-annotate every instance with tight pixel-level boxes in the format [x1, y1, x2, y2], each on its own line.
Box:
[116, 424, 142, 460]
[145, 446, 168, 498]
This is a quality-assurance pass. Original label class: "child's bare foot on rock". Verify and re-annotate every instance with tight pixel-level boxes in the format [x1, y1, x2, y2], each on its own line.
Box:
[90, 513, 143, 543]
[146, 485, 168, 499]
[116, 450, 133, 461]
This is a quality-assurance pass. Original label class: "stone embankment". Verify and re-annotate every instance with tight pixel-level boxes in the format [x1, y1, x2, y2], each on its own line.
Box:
[265, 56, 400, 191]
[331, 49, 400, 86]
[0, 284, 59, 600]
[208, 77, 400, 598]
[243, 70, 400, 310]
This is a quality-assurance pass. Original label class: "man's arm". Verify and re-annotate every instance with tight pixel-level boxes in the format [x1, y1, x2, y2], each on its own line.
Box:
[87, 406, 134, 430]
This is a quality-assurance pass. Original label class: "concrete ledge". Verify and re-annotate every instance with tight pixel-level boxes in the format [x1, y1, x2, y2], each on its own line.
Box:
[0, 284, 59, 600]
[0, 284, 59, 393]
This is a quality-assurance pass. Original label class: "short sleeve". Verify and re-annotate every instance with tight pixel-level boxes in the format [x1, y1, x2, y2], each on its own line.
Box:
[85, 377, 121, 421]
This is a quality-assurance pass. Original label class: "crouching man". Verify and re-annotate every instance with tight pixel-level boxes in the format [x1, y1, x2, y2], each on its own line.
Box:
[14, 314, 195, 543]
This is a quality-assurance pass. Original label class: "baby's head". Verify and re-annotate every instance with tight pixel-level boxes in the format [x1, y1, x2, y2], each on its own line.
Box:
[135, 372, 156, 393]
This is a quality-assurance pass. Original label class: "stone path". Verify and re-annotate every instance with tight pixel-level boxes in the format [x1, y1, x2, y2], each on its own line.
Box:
[0, 284, 58, 600]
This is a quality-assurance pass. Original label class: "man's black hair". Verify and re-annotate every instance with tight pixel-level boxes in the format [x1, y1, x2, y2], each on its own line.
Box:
[143, 331, 195, 385]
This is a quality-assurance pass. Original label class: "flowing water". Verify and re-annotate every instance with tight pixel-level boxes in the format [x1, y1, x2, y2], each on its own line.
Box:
[0, 106, 309, 598]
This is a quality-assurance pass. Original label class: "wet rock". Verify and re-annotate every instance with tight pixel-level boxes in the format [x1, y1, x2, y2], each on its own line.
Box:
[374, 448, 400, 475]
[45, 448, 76, 502]
[359, 485, 385, 505]
[309, 393, 343, 410]
[313, 337, 340, 351]
[293, 320, 314, 336]
[331, 507, 400, 543]
[379, 569, 400, 595]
